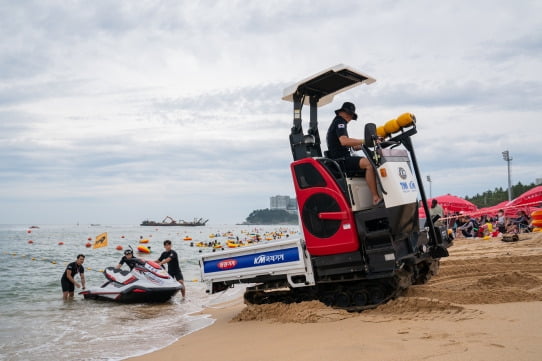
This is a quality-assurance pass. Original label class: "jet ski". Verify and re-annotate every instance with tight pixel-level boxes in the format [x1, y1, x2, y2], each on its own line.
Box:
[80, 260, 182, 303]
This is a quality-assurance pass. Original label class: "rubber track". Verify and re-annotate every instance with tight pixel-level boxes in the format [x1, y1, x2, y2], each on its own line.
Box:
[243, 260, 439, 312]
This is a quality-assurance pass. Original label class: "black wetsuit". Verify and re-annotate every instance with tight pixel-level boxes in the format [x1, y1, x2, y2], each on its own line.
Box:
[158, 250, 183, 280]
[326, 114, 363, 171]
[61, 261, 84, 292]
[118, 256, 144, 270]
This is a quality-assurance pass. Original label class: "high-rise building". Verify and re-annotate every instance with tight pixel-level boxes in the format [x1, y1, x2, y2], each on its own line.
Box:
[270, 195, 297, 214]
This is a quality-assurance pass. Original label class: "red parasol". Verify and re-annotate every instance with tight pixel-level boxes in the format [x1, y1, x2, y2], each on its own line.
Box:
[470, 201, 509, 217]
[418, 194, 478, 221]
[507, 186, 542, 208]
[429, 194, 478, 215]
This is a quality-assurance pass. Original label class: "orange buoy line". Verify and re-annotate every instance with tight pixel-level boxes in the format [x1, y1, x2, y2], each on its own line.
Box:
[2, 252, 105, 273]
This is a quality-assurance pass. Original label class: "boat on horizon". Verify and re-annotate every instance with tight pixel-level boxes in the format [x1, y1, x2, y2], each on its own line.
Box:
[140, 216, 209, 227]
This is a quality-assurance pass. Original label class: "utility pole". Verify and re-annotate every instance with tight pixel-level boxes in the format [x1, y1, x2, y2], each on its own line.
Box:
[502, 150, 513, 201]
[426, 175, 432, 199]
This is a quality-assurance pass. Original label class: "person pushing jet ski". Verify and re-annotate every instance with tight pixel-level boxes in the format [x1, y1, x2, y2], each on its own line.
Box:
[156, 240, 186, 299]
[116, 248, 145, 270]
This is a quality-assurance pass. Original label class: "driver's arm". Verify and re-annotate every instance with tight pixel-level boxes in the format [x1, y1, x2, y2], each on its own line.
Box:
[339, 135, 364, 148]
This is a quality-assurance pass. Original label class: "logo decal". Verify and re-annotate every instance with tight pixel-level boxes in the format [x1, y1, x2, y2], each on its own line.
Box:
[254, 253, 285, 265]
[398, 167, 407, 179]
[203, 247, 300, 273]
[338, 124, 345, 128]
[217, 259, 238, 269]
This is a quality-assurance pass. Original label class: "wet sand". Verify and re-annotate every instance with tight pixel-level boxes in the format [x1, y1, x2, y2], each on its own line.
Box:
[128, 232, 542, 361]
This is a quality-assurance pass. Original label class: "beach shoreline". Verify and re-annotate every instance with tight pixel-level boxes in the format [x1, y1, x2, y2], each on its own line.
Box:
[127, 233, 542, 361]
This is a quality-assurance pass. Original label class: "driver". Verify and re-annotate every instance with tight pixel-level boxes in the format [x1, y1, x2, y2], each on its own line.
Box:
[116, 249, 144, 270]
[326, 101, 382, 205]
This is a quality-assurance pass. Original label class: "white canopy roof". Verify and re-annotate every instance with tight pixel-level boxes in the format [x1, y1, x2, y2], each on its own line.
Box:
[282, 64, 376, 107]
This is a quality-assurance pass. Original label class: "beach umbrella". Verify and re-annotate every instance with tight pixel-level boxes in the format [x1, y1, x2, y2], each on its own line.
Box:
[430, 194, 478, 214]
[470, 200, 509, 217]
[507, 186, 542, 208]
[418, 207, 426, 218]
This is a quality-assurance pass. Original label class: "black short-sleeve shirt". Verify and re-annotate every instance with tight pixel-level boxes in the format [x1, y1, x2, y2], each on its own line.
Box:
[61, 261, 84, 281]
[158, 250, 181, 274]
[326, 115, 349, 158]
[119, 256, 143, 270]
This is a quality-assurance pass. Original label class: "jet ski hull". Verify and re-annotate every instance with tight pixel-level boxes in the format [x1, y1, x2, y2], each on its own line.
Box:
[80, 262, 182, 303]
[81, 285, 180, 303]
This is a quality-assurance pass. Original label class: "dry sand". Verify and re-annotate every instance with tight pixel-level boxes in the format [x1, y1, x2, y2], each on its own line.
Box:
[129, 232, 542, 361]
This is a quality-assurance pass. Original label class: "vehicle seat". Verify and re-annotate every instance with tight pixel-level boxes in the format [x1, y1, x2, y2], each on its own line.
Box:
[323, 151, 366, 178]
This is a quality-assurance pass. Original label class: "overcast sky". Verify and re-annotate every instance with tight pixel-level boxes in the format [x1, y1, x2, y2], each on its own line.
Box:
[1, 0, 541, 225]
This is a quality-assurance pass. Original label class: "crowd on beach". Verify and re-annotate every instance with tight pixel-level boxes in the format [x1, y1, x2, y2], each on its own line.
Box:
[429, 199, 534, 239]
[452, 210, 532, 238]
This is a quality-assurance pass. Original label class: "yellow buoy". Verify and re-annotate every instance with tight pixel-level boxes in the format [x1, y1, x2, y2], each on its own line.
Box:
[137, 245, 151, 254]
[384, 119, 400, 134]
[376, 126, 387, 138]
[396, 113, 416, 127]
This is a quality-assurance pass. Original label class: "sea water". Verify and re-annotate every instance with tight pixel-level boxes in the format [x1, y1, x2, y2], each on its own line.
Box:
[0, 224, 299, 361]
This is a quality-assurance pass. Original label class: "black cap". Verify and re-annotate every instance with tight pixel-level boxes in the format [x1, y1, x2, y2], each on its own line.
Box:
[335, 102, 358, 120]
[124, 249, 133, 255]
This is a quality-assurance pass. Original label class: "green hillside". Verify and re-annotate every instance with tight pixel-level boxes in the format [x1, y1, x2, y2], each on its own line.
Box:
[243, 209, 298, 225]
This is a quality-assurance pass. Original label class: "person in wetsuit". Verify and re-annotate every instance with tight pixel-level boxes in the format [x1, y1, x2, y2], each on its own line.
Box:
[115, 249, 144, 270]
[157, 240, 186, 298]
[61, 254, 86, 300]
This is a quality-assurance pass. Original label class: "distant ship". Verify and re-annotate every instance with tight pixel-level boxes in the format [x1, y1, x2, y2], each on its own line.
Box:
[140, 216, 209, 227]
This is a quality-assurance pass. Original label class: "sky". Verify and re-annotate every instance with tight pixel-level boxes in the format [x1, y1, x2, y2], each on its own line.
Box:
[1, 0, 541, 225]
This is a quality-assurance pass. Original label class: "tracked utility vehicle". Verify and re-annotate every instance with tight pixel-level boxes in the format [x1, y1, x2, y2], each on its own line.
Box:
[200, 65, 452, 311]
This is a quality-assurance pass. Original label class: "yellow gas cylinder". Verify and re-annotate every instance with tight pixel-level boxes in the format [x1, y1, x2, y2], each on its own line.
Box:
[376, 126, 387, 138]
[396, 113, 416, 127]
[384, 119, 400, 135]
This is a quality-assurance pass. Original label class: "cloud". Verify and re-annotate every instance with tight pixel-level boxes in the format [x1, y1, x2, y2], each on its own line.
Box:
[0, 0, 541, 224]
